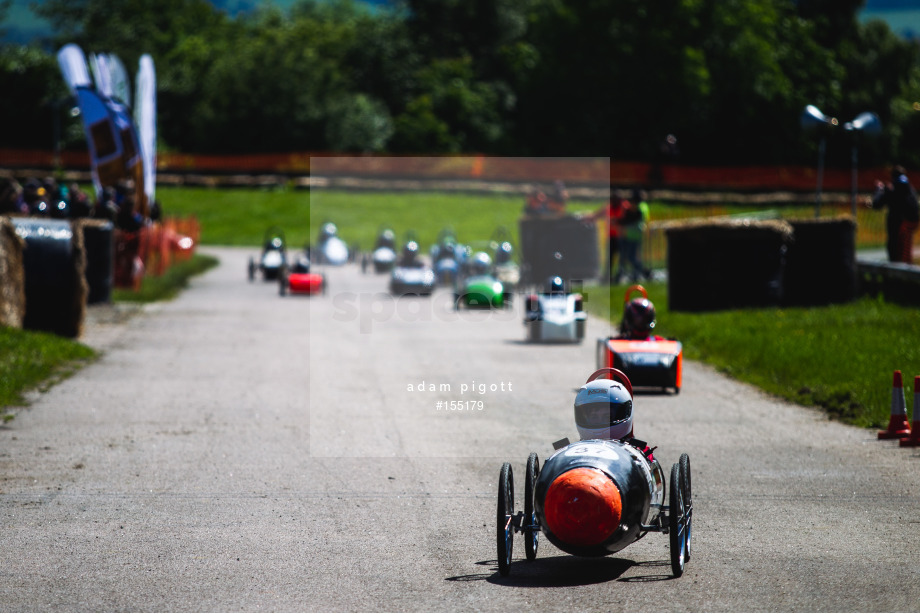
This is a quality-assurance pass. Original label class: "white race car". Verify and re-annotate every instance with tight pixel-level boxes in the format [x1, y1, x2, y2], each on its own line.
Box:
[523, 276, 586, 343]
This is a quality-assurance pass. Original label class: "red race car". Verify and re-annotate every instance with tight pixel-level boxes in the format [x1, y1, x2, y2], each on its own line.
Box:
[280, 249, 326, 297]
[595, 285, 682, 393]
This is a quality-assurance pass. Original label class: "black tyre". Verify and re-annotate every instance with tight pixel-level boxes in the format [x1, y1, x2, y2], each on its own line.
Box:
[279, 274, 287, 296]
[497, 462, 514, 576]
[526, 321, 539, 343]
[669, 462, 688, 577]
[524, 453, 540, 561]
[248, 257, 256, 282]
[679, 453, 692, 562]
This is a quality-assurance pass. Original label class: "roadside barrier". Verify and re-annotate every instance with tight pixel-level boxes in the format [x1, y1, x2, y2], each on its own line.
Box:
[76, 218, 114, 304]
[0, 217, 26, 328]
[878, 370, 912, 439]
[900, 376, 920, 447]
[858, 260, 920, 306]
[783, 217, 857, 306]
[0, 216, 25, 328]
[664, 219, 793, 311]
[12, 217, 87, 338]
[115, 216, 199, 289]
[113, 229, 143, 290]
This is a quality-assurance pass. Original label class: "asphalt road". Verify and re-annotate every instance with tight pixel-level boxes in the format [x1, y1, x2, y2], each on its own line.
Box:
[2, 246, 919, 612]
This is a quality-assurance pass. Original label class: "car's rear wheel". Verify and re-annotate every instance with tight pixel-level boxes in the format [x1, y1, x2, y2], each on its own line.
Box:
[679, 453, 692, 561]
[524, 453, 539, 561]
[496, 462, 514, 576]
[669, 462, 689, 577]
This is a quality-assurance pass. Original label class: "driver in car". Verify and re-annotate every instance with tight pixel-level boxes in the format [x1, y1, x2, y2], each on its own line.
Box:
[573, 374, 655, 461]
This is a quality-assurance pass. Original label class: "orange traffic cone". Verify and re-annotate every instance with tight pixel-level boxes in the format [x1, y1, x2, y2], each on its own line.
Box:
[900, 376, 920, 447]
[879, 370, 911, 439]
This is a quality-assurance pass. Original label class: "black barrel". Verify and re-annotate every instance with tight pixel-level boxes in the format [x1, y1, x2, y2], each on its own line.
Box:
[12, 217, 87, 338]
[76, 218, 115, 304]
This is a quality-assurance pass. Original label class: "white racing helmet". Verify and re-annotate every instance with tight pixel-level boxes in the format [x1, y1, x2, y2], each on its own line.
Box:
[470, 251, 492, 275]
[574, 369, 634, 440]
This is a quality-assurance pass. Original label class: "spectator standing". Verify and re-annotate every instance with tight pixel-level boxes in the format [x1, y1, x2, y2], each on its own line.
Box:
[0, 174, 27, 215]
[93, 186, 119, 221]
[588, 192, 626, 284]
[616, 189, 650, 282]
[68, 183, 92, 218]
[547, 180, 569, 214]
[869, 165, 920, 264]
[523, 188, 548, 216]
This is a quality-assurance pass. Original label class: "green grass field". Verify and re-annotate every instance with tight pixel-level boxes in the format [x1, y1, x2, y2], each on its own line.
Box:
[155, 185, 596, 250]
[156, 185, 869, 253]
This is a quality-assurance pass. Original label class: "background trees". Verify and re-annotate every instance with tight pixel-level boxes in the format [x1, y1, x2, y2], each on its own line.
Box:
[2, 0, 919, 167]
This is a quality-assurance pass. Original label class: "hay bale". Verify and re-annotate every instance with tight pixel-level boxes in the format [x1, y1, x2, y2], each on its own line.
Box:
[784, 216, 857, 306]
[665, 218, 793, 312]
[519, 215, 600, 285]
[74, 218, 115, 304]
[12, 217, 88, 338]
[0, 216, 25, 328]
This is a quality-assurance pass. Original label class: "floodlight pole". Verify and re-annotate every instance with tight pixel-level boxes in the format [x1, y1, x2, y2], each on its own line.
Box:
[815, 136, 826, 219]
[850, 141, 859, 217]
[801, 105, 835, 219]
[843, 112, 882, 218]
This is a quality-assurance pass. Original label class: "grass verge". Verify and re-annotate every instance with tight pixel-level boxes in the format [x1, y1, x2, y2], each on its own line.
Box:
[0, 327, 96, 410]
[112, 253, 219, 303]
[583, 282, 920, 429]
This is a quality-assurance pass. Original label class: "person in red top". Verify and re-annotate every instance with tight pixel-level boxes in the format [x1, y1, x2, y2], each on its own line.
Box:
[547, 180, 569, 213]
[588, 193, 626, 284]
[869, 165, 920, 264]
[524, 188, 548, 215]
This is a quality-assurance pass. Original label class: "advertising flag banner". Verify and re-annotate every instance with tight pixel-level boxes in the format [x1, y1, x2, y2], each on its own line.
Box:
[56, 43, 92, 94]
[58, 45, 145, 210]
[135, 54, 157, 205]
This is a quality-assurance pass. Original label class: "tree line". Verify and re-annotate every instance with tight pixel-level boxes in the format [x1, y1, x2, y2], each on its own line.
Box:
[2, 0, 920, 169]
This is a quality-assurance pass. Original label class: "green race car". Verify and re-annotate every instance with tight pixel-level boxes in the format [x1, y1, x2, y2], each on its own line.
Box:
[454, 251, 513, 309]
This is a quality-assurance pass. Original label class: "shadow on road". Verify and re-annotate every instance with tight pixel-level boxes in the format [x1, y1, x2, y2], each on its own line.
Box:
[445, 556, 673, 587]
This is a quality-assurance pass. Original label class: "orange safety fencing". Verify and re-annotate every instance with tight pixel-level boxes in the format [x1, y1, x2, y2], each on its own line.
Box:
[114, 216, 200, 289]
[0, 148, 904, 193]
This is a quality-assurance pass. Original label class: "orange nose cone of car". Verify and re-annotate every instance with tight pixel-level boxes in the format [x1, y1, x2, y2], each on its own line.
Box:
[544, 467, 622, 546]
